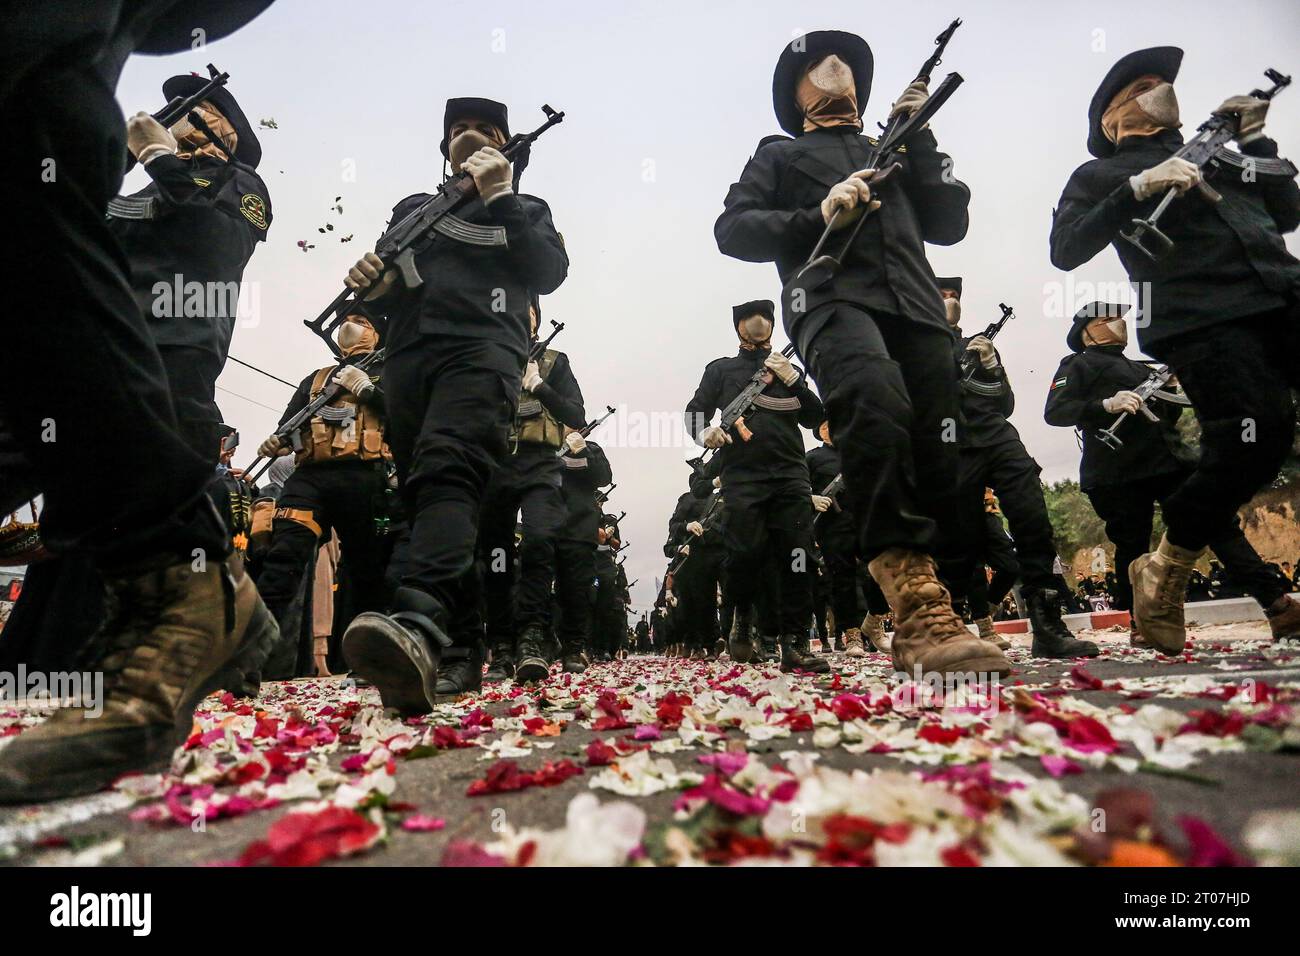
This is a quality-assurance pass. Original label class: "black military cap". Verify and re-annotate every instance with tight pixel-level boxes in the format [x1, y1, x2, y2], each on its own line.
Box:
[161, 73, 262, 167]
[1087, 46, 1183, 158]
[772, 31, 873, 137]
[935, 276, 962, 299]
[732, 299, 776, 330]
[1068, 301, 1131, 352]
[440, 97, 510, 158]
[137, 2, 274, 55]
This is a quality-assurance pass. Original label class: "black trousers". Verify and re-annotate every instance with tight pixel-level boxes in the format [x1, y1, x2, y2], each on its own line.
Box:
[958, 438, 1056, 591]
[722, 479, 814, 636]
[553, 538, 595, 651]
[592, 555, 623, 654]
[674, 541, 724, 649]
[256, 460, 392, 633]
[158, 344, 226, 464]
[803, 306, 963, 563]
[478, 447, 566, 644]
[1148, 310, 1299, 564]
[0, 49, 226, 571]
[1089, 470, 1286, 610]
[383, 335, 519, 622]
[968, 510, 1021, 618]
[815, 511, 863, 637]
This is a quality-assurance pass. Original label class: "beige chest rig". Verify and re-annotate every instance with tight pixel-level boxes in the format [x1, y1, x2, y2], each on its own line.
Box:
[510, 349, 564, 449]
[296, 364, 389, 465]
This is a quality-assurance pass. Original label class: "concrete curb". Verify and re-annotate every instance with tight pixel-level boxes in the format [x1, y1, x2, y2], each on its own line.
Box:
[989, 596, 1269, 635]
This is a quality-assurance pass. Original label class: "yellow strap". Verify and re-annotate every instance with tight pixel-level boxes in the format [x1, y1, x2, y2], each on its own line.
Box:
[274, 507, 322, 538]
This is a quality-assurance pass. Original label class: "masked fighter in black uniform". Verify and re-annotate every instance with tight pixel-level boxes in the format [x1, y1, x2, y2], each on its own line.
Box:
[714, 31, 1010, 679]
[341, 97, 568, 712]
[684, 299, 828, 673]
[552, 433, 613, 673]
[1050, 46, 1300, 652]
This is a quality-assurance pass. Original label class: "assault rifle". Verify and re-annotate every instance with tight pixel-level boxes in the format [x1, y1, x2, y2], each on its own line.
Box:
[530, 320, 565, 361]
[790, 19, 964, 295]
[959, 303, 1015, 383]
[665, 493, 725, 577]
[125, 63, 230, 173]
[557, 404, 616, 457]
[595, 483, 617, 505]
[304, 104, 567, 356]
[819, 473, 846, 514]
[1122, 68, 1292, 260]
[1095, 363, 1190, 450]
[243, 348, 386, 483]
[688, 343, 800, 469]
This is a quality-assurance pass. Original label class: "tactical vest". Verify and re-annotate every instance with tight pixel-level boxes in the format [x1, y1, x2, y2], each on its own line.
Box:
[510, 349, 564, 449]
[296, 364, 389, 465]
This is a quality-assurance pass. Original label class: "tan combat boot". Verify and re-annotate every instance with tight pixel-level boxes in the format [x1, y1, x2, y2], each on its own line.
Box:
[973, 615, 1011, 650]
[842, 626, 867, 658]
[868, 549, 1011, 678]
[0, 554, 278, 804]
[1128, 535, 1205, 655]
[860, 613, 891, 654]
[1265, 595, 1300, 641]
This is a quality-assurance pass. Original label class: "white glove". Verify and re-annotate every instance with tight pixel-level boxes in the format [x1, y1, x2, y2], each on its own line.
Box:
[564, 431, 587, 454]
[332, 365, 374, 397]
[523, 361, 544, 392]
[462, 146, 513, 204]
[686, 520, 704, 536]
[666, 592, 678, 607]
[764, 350, 800, 386]
[811, 495, 832, 513]
[126, 111, 177, 163]
[821, 169, 880, 228]
[967, 335, 998, 370]
[889, 79, 930, 119]
[699, 425, 732, 449]
[1215, 95, 1269, 143]
[257, 435, 286, 458]
[1130, 157, 1201, 201]
[1103, 390, 1143, 415]
[679, 544, 691, 557]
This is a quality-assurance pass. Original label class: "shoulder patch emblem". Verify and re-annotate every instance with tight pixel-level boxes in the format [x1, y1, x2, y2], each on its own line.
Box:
[240, 193, 268, 230]
[192, 177, 211, 187]
[1051, 377, 1068, 389]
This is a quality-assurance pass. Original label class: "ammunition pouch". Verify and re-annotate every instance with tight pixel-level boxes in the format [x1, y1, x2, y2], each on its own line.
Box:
[249, 498, 276, 552]
[510, 349, 565, 449]
[295, 366, 390, 465]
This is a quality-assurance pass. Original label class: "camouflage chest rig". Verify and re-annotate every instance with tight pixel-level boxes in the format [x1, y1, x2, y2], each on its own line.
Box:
[510, 349, 565, 450]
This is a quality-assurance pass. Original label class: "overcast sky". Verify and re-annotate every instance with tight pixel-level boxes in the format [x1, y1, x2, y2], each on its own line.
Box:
[117, 0, 1300, 614]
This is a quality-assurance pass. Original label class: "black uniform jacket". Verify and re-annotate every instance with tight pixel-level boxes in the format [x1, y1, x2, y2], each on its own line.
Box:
[109, 153, 271, 360]
[1043, 344, 1187, 490]
[376, 191, 568, 362]
[685, 347, 824, 491]
[953, 334, 1021, 448]
[1050, 129, 1300, 350]
[714, 126, 970, 349]
[804, 443, 841, 497]
[665, 491, 709, 557]
[532, 350, 586, 430]
[559, 439, 612, 544]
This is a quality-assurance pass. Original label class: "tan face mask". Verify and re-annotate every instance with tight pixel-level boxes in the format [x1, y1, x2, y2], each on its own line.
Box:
[337, 318, 379, 356]
[173, 102, 238, 161]
[798, 55, 862, 133]
[1102, 75, 1180, 145]
[1082, 316, 1128, 347]
[448, 126, 505, 172]
[737, 316, 773, 350]
[943, 296, 961, 328]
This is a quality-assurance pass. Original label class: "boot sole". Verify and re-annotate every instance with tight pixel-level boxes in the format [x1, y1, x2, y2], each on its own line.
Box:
[514, 657, 550, 684]
[343, 614, 438, 717]
[728, 638, 756, 663]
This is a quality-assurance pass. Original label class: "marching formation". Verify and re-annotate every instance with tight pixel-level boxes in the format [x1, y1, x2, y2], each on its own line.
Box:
[0, 3, 1298, 816]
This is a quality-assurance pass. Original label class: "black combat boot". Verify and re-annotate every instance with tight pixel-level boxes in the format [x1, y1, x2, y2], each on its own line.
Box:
[780, 634, 831, 673]
[759, 633, 780, 662]
[343, 586, 450, 716]
[560, 641, 589, 673]
[727, 611, 758, 663]
[515, 625, 551, 683]
[483, 640, 515, 682]
[1026, 588, 1099, 658]
[435, 641, 485, 697]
